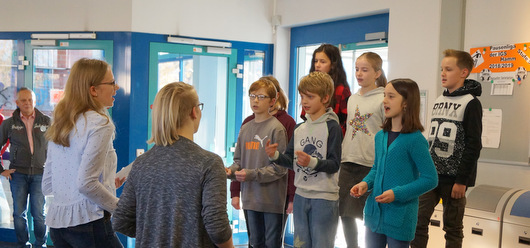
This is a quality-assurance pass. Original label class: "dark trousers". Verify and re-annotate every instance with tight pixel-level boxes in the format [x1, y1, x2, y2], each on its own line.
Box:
[411, 183, 466, 248]
[50, 212, 123, 248]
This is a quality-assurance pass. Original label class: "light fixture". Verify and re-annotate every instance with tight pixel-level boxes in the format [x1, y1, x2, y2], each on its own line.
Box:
[356, 31, 388, 46]
[31, 33, 97, 40]
[206, 47, 232, 55]
[30, 40, 57, 46]
[31, 33, 69, 39]
[167, 36, 231, 48]
[69, 33, 96, 39]
[356, 40, 388, 46]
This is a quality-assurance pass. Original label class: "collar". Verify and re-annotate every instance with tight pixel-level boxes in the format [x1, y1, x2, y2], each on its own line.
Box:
[20, 110, 36, 120]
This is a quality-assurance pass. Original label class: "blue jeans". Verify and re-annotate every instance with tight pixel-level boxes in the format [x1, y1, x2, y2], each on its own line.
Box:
[366, 227, 410, 248]
[293, 194, 338, 248]
[10, 172, 46, 248]
[246, 210, 283, 248]
[50, 215, 123, 248]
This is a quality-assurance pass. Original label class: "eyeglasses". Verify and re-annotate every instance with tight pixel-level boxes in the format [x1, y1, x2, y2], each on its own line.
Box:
[197, 103, 204, 111]
[249, 94, 270, 101]
[100, 81, 116, 86]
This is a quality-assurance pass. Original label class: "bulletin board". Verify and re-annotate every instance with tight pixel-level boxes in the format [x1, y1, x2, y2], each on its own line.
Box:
[470, 43, 530, 166]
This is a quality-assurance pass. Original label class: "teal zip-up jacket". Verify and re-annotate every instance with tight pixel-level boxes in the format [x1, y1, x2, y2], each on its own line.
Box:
[363, 130, 438, 241]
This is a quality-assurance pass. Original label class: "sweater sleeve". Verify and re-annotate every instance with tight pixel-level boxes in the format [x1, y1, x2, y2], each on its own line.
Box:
[273, 125, 298, 170]
[112, 166, 138, 237]
[311, 120, 342, 174]
[392, 134, 439, 203]
[227, 131, 243, 180]
[41, 147, 53, 196]
[76, 121, 119, 213]
[456, 97, 482, 186]
[202, 156, 233, 244]
[362, 131, 383, 190]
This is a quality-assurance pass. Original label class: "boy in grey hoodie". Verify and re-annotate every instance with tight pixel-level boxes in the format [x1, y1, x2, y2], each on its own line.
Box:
[266, 71, 342, 248]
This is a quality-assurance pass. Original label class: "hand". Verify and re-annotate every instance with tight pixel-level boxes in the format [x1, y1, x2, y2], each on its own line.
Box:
[225, 167, 232, 176]
[286, 202, 294, 214]
[451, 183, 466, 199]
[235, 169, 247, 182]
[115, 177, 126, 188]
[231, 197, 240, 210]
[265, 140, 278, 158]
[375, 189, 395, 203]
[350, 181, 368, 198]
[294, 151, 311, 167]
[1, 169, 15, 180]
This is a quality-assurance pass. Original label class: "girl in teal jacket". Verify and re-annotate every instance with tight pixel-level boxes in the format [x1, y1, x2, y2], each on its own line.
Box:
[351, 78, 438, 247]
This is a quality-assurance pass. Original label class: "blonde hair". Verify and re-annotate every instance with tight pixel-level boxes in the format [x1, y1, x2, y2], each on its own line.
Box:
[357, 52, 387, 87]
[443, 49, 474, 78]
[259, 76, 288, 111]
[148, 82, 198, 146]
[298, 71, 334, 107]
[47, 58, 110, 147]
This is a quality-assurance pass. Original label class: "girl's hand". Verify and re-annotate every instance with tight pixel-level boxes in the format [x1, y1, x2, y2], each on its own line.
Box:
[375, 189, 395, 203]
[235, 169, 247, 182]
[265, 140, 278, 158]
[115, 177, 126, 188]
[350, 182, 368, 198]
[225, 167, 232, 176]
[231, 197, 241, 210]
[294, 151, 311, 167]
[286, 202, 294, 214]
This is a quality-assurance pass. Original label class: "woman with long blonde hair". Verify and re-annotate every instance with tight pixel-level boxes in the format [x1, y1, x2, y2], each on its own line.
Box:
[42, 58, 123, 247]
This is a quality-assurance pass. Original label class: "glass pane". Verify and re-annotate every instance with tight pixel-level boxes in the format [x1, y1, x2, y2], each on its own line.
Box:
[294, 45, 320, 123]
[157, 52, 227, 158]
[242, 50, 265, 120]
[0, 40, 19, 117]
[32, 49, 105, 116]
[342, 47, 389, 93]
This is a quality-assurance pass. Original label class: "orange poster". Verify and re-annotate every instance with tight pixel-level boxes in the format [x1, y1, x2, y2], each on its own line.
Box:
[470, 43, 529, 81]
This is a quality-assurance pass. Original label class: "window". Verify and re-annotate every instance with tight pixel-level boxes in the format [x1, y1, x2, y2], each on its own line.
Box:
[0, 40, 19, 117]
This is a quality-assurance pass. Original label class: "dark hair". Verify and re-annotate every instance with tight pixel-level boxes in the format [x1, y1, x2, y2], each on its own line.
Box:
[310, 44, 349, 90]
[357, 52, 387, 87]
[382, 78, 424, 133]
[443, 49, 474, 78]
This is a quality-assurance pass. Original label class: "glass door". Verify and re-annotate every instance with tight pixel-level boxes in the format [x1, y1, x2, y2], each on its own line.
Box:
[149, 42, 237, 162]
[24, 40, 113, 116]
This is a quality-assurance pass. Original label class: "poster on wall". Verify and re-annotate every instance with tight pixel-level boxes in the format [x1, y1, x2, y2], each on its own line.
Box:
[470, 43, 530, 95]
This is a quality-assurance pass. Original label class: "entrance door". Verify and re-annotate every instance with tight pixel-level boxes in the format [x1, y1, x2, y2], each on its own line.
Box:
[24, 40, 113, 116]
[149, 42, 237, 163]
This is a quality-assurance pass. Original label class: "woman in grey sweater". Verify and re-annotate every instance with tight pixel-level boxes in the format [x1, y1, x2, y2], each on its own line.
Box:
[113, 82, 233, 248]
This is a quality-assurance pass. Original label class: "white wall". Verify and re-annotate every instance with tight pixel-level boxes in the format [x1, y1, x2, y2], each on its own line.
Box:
[0, 0, 273, 44]
[131, 0, 274, 43]
[0, 0, 132, 31]
[465, 0, 530, 190]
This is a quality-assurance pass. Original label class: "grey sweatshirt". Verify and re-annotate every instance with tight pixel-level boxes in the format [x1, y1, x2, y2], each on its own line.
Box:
[274, 108, 342, 201]
[112, 137, 232, 247]
[228, 116, 288, 214]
